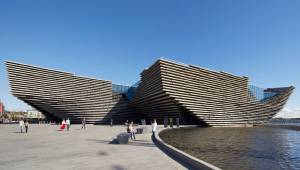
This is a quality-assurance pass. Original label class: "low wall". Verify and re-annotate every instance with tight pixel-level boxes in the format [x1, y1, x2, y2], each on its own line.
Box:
[153, 128, 222, 170]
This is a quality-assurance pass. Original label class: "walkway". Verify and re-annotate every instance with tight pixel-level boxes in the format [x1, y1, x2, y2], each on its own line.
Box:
[0, 124, 186, 170]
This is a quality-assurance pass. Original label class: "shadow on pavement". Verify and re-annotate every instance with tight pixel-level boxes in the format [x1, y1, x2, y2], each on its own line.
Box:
[98, 151, 109, 156]
[87, 138, 156, 147]
[111, 165, 126, 170]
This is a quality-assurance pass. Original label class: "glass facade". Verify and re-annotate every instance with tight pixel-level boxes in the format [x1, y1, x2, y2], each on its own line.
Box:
[112, 84, 131, 94]
[248, 85, 264, 101]
[263, 91, 277, 100]
[112, 81, 140, 101]
[248, 85, 278, 101]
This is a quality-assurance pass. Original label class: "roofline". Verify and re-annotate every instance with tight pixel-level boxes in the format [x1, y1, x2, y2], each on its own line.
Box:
[158, 57, 248, 79]
[5, 60, 112, 83]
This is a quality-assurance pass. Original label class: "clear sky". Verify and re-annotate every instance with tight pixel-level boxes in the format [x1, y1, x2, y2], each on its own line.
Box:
[0, 0, 299, 111]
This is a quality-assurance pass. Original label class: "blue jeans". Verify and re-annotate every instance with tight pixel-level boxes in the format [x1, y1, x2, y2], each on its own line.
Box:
[129, 132, 135, 140]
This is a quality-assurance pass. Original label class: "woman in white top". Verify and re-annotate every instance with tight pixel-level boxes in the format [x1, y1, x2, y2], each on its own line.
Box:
[19, 120, 24, 133]
[152, 119, 157, 136]
[128, 121, 136, 140]
[66, 118, 70, 131]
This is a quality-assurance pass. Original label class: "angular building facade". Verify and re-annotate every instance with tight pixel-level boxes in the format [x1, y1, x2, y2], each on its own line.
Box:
[132, 59, 294, 126]
[6, 61, 139, 124]
[6, 59, 294, 126]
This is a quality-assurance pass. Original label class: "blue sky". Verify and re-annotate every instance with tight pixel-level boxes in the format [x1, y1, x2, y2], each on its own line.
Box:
[0, 0, 299, 111]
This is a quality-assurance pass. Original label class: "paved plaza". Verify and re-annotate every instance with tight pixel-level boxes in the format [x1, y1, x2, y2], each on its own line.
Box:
[0, 124, 185, 170]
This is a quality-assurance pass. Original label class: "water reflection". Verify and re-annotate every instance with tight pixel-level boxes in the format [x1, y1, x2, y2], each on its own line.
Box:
[159, 127, 300, 170]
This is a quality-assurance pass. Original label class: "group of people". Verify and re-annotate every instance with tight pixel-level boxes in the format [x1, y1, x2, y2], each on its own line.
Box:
[60, 118, 71, 131]
[163, 117, 180, 128]
[59, 117, 86, 131]
[17, 117, 159, 136]
[19, 119, 29, 133]
[125, 119, 158, 140]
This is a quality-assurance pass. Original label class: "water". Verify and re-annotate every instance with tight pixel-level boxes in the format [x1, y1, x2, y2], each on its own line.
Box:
[269, 119, 300, 126]
[159, 127, 300, 170]
[270, 122, 300, 126]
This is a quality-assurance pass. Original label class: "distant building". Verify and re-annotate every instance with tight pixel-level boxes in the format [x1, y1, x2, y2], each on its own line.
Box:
[5, 111, 26, 121]
[0, 100, 4, 115]
[26, 109, 45, 119]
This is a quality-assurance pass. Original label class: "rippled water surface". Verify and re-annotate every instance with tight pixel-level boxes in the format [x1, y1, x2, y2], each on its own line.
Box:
[159, 127, 300, 170]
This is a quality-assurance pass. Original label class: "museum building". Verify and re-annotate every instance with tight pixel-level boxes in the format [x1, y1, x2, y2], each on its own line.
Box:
[6, 59, 294, 126]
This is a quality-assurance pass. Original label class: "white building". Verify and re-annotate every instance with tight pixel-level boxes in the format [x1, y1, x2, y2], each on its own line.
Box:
[26, 109, 45, 119]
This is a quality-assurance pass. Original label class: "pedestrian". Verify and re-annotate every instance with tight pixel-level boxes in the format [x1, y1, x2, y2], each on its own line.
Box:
[164, 117, 168, 128]
[25, 120, 29, 133]
[152, 119, 157, 136]
[128, 121, 136, 140]
[60, 119, 66, 130]
[125, 120, 129, 126]
[141, 119, 146, 125]
[110, 119, 113, 127]
[81, 117, 86, 130]
[169, 117, 173, 128]
[176, 118, 180, 127]
[19, 119, 24, 133]
[66, 118, 70, 131]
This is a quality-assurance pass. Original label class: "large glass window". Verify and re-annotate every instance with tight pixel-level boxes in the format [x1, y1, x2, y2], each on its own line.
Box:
[248, 85, 278, 101]
[112, 81, 140, 101]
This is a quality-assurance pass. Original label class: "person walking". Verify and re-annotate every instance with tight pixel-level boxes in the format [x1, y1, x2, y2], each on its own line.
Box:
[66, 118, 70, 131]
[19, 119, 24, 133]
[60, 119, 66, 130]
[152, 119, 157, 136]
[24, 120, 29, 133]
[169, 117, 173, 128]
[128, 121, 136, 140]
[164, 117, 168, 128]
[110, 119, 113, 127]
[176, 118, 180, 127]
[125, 120, 129, 126]
[81, 117, 86, 130]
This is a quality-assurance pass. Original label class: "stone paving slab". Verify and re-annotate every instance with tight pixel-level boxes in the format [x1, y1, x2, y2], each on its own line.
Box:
[0, 124, 186, 170]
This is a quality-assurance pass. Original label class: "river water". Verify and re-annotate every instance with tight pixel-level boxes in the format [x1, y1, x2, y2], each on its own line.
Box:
[159, 127, 300, 170]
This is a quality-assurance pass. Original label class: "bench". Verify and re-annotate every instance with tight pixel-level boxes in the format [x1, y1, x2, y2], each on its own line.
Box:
[117, 132, 130, 144]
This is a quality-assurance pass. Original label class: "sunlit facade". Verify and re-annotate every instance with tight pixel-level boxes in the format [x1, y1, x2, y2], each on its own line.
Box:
[6, 59, 294, 126]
